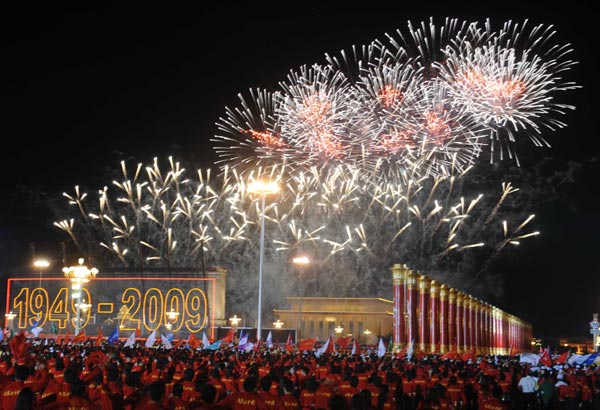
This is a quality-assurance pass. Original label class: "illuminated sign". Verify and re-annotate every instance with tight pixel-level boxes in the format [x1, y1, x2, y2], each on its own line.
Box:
[5, 276, 217, 339]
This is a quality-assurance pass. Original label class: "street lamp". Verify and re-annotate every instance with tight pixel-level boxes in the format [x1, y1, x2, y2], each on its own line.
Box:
[4, 311, 16, 332]
[75, 300, 92, 313]
[292, 255, 310, 342]
[248, 180, 280, 342]
[166, 309, 180, 331]
[273, 319, 284, 329]
[229, 314, 241, 331]
[335, 324, 344, 335]
[63, 258, 98, 336]
[167, 309, 180, 322]
[73, 300, 92, 330]
[34, 259, 50, 289]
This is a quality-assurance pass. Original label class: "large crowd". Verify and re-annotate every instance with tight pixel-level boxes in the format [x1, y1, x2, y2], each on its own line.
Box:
[0, 333, 598, 410]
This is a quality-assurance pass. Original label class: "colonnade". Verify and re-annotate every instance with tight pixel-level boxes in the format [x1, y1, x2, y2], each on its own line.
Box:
[391, 263, 532, 355]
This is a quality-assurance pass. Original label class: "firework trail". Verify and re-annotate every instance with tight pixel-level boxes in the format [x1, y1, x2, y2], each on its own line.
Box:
[53, 156, 539, 322]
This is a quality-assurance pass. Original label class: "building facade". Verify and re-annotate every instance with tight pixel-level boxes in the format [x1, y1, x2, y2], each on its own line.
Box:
[273, 263, 533, 355]
[273, 297, 393, 344]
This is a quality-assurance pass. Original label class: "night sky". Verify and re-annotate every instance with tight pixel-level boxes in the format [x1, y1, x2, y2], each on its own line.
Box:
[2, 3, 598, 340]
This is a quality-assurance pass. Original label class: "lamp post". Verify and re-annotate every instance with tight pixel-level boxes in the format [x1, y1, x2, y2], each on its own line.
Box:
[229, 314, 241, 331]
[248, 180, 280, 342]
[292, 255, 310, 342]
[166, 309, 180, 331]
[73, 300, 92, 332]
[4, 311, 16, 333]
[590, 313, 599, 353]
[63, 258, 98, 336]
[363, 329, 372, 344]
[34, 259, 50, 289]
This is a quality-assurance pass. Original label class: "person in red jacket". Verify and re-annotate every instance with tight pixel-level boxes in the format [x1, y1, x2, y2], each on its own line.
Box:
[258, 376, 282, 410]
[480, 386, 508, 410]
[446, 375, 467, 409]
[279, 378, 300, 410]
[198, 383, 228, 410]
[208, 368, 227, 402]
[167, 382, 191, 410]
[218, 376, 268, 410]
[67, 378, 102, 410]
[139, 380, 169, 410]
[314, 378, 336, 410]
[0, 365, 29, 410]
[337, 375, 359, 408]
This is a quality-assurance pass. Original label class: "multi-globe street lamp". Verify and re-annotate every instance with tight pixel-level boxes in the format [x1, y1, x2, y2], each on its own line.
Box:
[63, 258, 98, 336]
[248, 180, 280, 342]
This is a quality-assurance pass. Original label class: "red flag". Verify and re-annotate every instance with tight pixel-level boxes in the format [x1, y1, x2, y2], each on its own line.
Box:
[440, 350, 457, 360]
[325, 335, 335, 354]
[554, 351, 569, 364]
[95, 328, 104, 346]
[539, 348, 552, 367]
[433, 341, 441, 354]
[285, 333, 294, 352]
[461, 350, 476, 362]
[9, 331, 27, 359]
[396, 345, 407, 359]
[221, 327, 235, 344]
[71, 331, 87, 344]
[253, 338, 263, 352]
[64, 328, 70, 344]
[55, 331, 62, 345]
[85, 351, 107, 369]
[336, 336, 352, 350]
[298, 337, 317, 351]
[187, 333, 200, 349]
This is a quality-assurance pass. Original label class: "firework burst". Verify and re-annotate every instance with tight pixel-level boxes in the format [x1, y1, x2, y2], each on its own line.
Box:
[212, 18, 578, 180]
